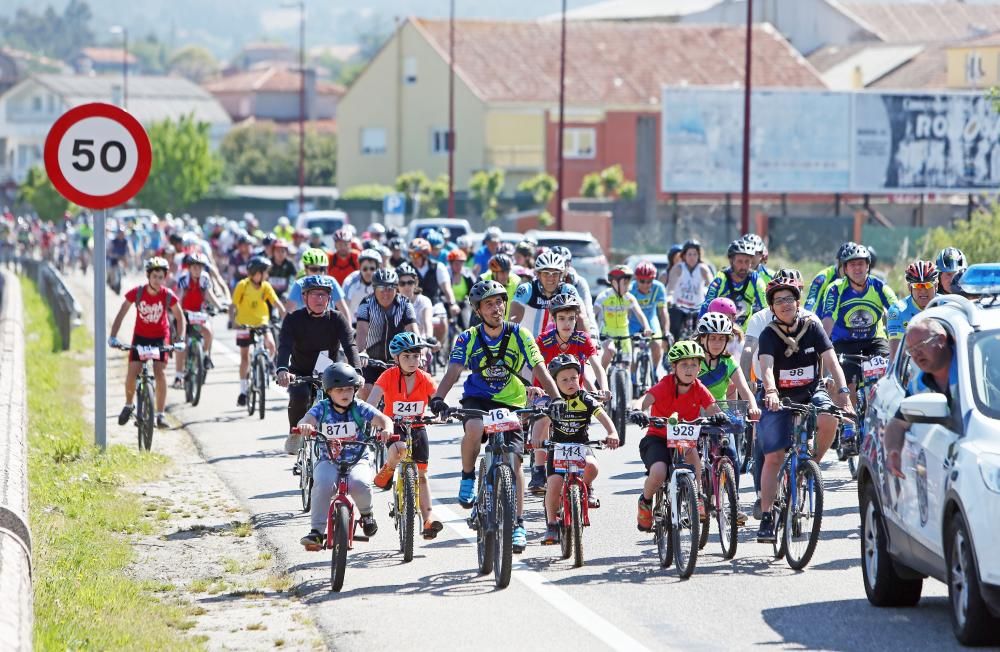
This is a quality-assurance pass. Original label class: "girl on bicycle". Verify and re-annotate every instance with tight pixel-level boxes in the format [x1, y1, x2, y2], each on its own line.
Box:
[367, 333, 445, 540]
[540, 354, 619, 545]
[696, 312, 760, 414]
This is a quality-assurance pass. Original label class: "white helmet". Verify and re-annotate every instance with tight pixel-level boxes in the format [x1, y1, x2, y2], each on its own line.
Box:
[697, 312, 733, 337]
[278, 216, 290, 227]
[534, 251, 565, 272]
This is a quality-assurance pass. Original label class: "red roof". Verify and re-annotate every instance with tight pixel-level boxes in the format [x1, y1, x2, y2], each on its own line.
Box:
[410, 19, 825, 106]
[203, 66, 344, 96]
[78, 47, 137, 65]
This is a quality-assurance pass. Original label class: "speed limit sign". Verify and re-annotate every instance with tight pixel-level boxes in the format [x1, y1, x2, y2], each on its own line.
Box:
[43, 102, 152, 210]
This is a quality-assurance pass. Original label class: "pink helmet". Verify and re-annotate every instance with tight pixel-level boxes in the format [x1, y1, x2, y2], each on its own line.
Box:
[707, 297, 738, 318]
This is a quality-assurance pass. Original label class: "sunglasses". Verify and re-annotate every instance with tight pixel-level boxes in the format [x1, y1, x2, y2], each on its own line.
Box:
[399, 280, 417, 286]
[910, 281, 935, 290]
[361, 266, 377, 272]
[905, 333, 940, 355]
[772, 296, 797, 305]
[307, 266, 326, 273]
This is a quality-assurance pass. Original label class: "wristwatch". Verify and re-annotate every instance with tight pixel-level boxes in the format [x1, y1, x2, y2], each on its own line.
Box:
[837, 386, 851, 395]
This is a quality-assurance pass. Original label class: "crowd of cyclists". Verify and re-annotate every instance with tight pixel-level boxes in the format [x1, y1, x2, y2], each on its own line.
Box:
[3, 206, 973, 569]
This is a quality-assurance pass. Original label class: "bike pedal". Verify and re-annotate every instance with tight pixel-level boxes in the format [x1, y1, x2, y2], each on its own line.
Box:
[353, 534, 370, 542]
[303, 543, 323, 552]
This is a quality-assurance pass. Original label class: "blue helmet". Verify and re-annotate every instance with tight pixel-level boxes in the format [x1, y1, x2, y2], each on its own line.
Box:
[425, 229, 445, 248]
[389, 331, 425, 358]
[300, 275, 335, 293]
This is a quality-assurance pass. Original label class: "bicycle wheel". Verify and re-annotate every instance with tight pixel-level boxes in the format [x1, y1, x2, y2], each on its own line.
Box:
[569, 484, 584, 568]
[330, 503, 351, 592]
[848, 456, 859, 480]
[653, 489, 673, 568]
[717, 460, 739, 560]
[740, 425, 755, 475]
[636, 353, 650, 395]
[475, 458, 494, 575]
[784, 458, 824, 570]
[773, 462, 790, 560]
[246, 370, 256, 416]
[671, 472, 700, 579]
[191, 341, 204, 406]
[183, 350, 195, 404]
[298, 440, 312, 512]
[559, 501, 572, 561]
[698, 467, 711, 551]
[256, 356, 267, 420]
[139, 379, 154, 451]
[401, 463, 417, 562]
[493, 464, 515, 589]
[613, 370, 628, 446]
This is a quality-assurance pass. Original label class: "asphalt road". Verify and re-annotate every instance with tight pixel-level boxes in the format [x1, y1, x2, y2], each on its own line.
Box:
[77, 271, 966, 652]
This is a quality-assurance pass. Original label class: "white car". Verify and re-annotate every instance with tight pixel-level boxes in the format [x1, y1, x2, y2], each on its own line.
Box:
[295, 210, 349, 247]
[525, 230, 609, 292]
[407, 218, 472, 243]
[858, 264, 1000, 645]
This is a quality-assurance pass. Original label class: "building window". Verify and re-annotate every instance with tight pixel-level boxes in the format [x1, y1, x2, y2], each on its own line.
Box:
[32, 96, 42, 112]
[966, 52, 985, 85]
[431, 128, 451, 155]
[404, 57, 417, 85]
[563, 127, 596, 159]
[360, 127, 387, 155]
[47, 94, 56, 113]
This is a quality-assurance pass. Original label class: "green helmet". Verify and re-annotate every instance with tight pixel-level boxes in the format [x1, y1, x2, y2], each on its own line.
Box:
[668, 340, 706, 364]
[301, 247, 328, 268]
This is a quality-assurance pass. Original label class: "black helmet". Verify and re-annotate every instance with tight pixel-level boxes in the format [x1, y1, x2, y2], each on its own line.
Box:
[681, 239, 702, 254]
[468, 279, 507, 309]
[936, 247, 967, 273]
[839, 243, 870, 264]
[262, 233, 277, 247]
[727, 239, 756, 258]
[547, 353, 582, 377]
[373, 269, 398, 288]
[489, 253, 514, 273]
[322, 362, 363, 391]
[396, 262, 417, 279]
[247, 255, 271, 274]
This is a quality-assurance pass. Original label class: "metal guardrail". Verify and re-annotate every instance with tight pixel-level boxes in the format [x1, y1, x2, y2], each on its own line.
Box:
[15, 257, 82, 351]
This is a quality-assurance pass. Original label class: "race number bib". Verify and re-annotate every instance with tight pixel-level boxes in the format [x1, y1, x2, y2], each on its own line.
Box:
[552, 443, 588, 473]
[235, 329, 250, 339]
[136, 345, 160, 361]
[313, 351, 333, 375]
[187, 311, 208, 325]
[322, 422, 358, 440]
[393, 401, 425, 417]
[676, 281, 699, 308]
[483, 408, 521, 434]
[863, 356, 889, 381]
[778, 366, 814, 389]
[270, 276, 288, 292]
[666, 423, 701, 449]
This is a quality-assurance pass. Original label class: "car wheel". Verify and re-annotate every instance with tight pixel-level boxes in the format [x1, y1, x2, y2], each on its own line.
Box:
[946, 512, 1000, 646]
[860, 482, 922, 607]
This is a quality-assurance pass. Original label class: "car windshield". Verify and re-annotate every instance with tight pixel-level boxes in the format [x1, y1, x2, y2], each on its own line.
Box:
[538, 238, 602, 259]
[306, 218, 344, 235]
[417, 225, 468, 241]
[970, 329, 1000, 420]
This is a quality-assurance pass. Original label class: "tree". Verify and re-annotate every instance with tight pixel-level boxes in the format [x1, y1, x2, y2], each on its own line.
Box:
[168, 45, 220, 83]
[518, 172, 558, 226]
[425, 175, 448, 218]
[0, 0, 94, 61]
[17, 166, 71, 220]
[469, 169, 505, 223]
[580, 164, 636, 200]
[137, 114, 223, 215]
[580, 172, 603, 198]
[130, 33, 168, 75]
[219, 123, 337, 186]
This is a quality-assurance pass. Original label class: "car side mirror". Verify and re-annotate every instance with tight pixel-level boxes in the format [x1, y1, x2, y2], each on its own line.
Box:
[900, 393, 950, 423]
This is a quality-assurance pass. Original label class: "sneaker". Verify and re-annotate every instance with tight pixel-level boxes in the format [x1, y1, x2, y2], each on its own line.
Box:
[300, 529, 324, 550]
[757, 512, 776, 543]
[512, 524, 527, 553]
[284, 433, 302, 455]
[752, 498, 763, 521]
[155, 414, 169, 429]
[117, 404, 134, 426]
[587, 485, 600, 509]
[458, 477, 476, 509]
[171, 376, 183, 389]
[736, 510, 748, 526]
[359, 513, 378, 537]
[204, 356, 214, 370]
[373, 466, 394, 490]
[528, 466, 546, 495]
[541, 522, 560, 545]
[422, 519, 444, 540]
[237, 393, 247, 407]
[637, 496, 653, 532]
[292, 460, 301, 476]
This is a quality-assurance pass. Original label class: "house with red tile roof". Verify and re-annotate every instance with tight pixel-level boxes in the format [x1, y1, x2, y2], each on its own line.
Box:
[203, 65, 344, 124]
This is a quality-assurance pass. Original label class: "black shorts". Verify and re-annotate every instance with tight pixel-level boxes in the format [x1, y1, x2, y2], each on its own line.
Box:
[460, 396, 525, 457]
[236, 332, 253, 348]
[639, 435, 673, 474]
[130, 335, 169, 363]
[362, 361, 390, 386]
[394, 425, 430, 465]
[834, 338, 889, 386]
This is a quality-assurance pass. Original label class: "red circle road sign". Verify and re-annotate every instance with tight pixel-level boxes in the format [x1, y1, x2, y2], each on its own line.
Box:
[43, 103, 152, 210]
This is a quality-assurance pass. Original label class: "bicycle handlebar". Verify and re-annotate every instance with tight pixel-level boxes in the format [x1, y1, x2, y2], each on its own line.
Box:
[287, 374, 323, 388]
[115, 343, 182, 353]
[779, 398, 856, 423]
[541, 439, 607, 450]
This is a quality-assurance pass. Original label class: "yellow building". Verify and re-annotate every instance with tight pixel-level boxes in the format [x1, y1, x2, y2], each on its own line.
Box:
[946, 35, 1000, 89]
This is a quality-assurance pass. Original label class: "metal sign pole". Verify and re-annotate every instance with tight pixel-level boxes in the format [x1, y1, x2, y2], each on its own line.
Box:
[94, 209, 107, 449]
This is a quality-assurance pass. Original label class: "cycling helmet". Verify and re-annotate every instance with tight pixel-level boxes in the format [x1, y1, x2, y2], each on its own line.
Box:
[301, 275, 335, 293]
[396, 262, 417, 279]
[607, 264, 634, 282]
[447, 249, 468, 262]
[772, 268, 804, 288]
[867, 246, 878, 268]
[534, 251, 565, 272]
[301, 248, 329, 268]
[425, 230, 445, 248]
[727, 239, 756, 258]
[839, 243, 871, 264]
[836, 241, 860, 264]
[145, 256, 169, 273]
[389, 331, 426, 358]
[322, 362, 363, 391]
[741, 233, 765, 255]
[668, 244, 684, 261]
[272, 238, 289, 250]
[310, 227, 324, 239]
[489, 253, 514, 273]
[905, 260, 939, 283]
[359, 249, 383, 265]
[183, 252, 210, 267]
[277, 216, 290, 227]
[388, 236, 404, 250]
[515, 241, 536, 258]
[237, 233, 254, 246]
[680, 239, 702, 255]
[498, 242, 516, 256]
[468, 279, 507, 309]
[697, 312, 733, 336]
[548, 353, 582, 377]
[369, 223, 386, 236]
[634, 261, 657, 281]
[668, 340, 706, 363]
[247, 255, 271, 274]
[262, 233, 277, 247]
[408, 238, 431, 255]
[707, 297, 738, 318]
[935, 247, 967, 273]
[766, 275, 802, 304]
[550, 246, 572, 264]
[373, 269, 399, 288]
[333, 228, 351, 242]
[548, 292, 582, 314]
[484, 226, 502, 240]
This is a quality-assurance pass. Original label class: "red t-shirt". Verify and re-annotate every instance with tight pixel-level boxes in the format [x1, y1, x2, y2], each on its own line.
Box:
[534, 327, 597, 387]
[375, 366, 437, 418]
[176, 272, 210, 312]
[125, 285, 177, 340]
[328, 251, 360, 285]
[644, 375, 715, 438]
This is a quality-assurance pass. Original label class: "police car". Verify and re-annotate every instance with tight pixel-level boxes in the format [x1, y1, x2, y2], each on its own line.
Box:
[857, 264, 1000, 645]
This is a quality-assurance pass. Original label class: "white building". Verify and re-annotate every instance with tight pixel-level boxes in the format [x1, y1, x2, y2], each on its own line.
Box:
[0, 74, 232, 184]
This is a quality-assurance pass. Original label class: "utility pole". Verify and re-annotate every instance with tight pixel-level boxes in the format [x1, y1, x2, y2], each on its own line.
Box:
[297, 0, 305, 215]
[740, 0, 753, 236]
[109, 26, 128, 109]
[555, 0, 567, 230]
[448, 0, 456, 218]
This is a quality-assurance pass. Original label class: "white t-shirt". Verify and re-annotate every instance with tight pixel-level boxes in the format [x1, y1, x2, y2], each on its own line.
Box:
[745, 308, 822, 379]
[410, 293, 434, 337]
[342, 269, 374, 316]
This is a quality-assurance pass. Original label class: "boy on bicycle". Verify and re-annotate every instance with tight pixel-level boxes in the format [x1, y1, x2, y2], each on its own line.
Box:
[230, 255, 285, 406]
[594, 265, 653, 371]
[367, 332, 444, 540]
[173, 252, 223, 388]
[540, 354, 619, 545]
[629, 341, 724, 531]
[296, 363, 392, 550]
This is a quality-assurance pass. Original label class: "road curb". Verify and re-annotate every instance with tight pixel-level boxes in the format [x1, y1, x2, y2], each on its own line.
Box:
[0, 268, 33, 651]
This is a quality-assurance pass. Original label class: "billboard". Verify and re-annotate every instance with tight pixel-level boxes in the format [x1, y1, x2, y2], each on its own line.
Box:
[662, 87, 1000, 194]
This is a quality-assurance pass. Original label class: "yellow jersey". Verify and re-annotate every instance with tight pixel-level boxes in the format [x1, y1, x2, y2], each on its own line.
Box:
[233, 278, 279, 327]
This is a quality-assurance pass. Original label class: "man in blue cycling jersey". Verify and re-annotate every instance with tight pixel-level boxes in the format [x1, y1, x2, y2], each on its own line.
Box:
[887, 260, 938, 359]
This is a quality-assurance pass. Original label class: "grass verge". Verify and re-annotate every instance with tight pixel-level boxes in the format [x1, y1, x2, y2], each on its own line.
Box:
[23, 277, 202, 651]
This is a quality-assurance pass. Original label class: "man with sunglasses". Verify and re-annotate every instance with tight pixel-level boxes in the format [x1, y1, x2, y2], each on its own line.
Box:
[887, 261, 939, 360]
[284, 248, 351, 319]
[355, 268, 420, 399]
[342, 249, 383, 318]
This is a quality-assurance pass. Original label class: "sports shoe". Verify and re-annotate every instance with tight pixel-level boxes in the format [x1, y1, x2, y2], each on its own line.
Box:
[528, 466, 546, 495]
[752, 498, 763, 521]
[541, 522, 560, 545]
[587, 485, 600, 509]
[237, 392, 247, 407]
[117, 404, 134, 426]
[422, 519, 444, 540]
[300, 529, 324, 550]
[171, 376, 183, 390]
[204, 356, 214, 370]
[155, 414, 169, 429]
[458, 477, 476, 508]
[373, 465, 394, 490]
[757, 512, 776, 543]
[736, 509, 748, 526]
[637, 496, 653, 532]
[284, 433, 302, 455]
[512, 524, 527, 553]
[359, 513, 378, 537]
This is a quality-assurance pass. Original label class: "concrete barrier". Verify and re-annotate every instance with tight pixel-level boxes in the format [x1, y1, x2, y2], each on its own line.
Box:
[0, 268, 33, 651]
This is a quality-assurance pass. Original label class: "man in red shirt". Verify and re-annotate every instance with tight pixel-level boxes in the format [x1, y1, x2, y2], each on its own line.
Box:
[109, 256, 187, 429]
[328, 228, 360, 284]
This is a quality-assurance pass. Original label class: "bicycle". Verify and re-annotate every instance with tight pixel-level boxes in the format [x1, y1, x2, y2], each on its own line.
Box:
[771, 399, 852, 570]
[116, 342, 180, 451]
[386, 414, 440, 562]
[632, 334, 670, 396]
[183, 307, 218, 407]
[291, 428, 377, 592]
[542, 438, 606, 567]
[674, 304, 700, 342]
[239, 326, 272, 420]
[288, 374, 324, 512]
[836, 353, 889, 480]
[107, 257, 123, 294]
[694, 412, 743, 559]
[605, 335, 635, 446]
[362, 358, 393, 469]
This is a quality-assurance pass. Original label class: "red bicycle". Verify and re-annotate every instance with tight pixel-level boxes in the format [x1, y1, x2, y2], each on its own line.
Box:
[543, 438, 606, 567]
[291, 427, 377, 592]
[695, 415, 744, 559]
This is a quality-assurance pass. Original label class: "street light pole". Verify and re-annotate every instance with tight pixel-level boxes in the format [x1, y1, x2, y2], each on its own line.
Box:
[297, 0, 305, 215]
[555, 0, 567, 230]
[447, 0, 456, 218]
[110, 26, 128, 109]
[740, 0, 753, 236]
